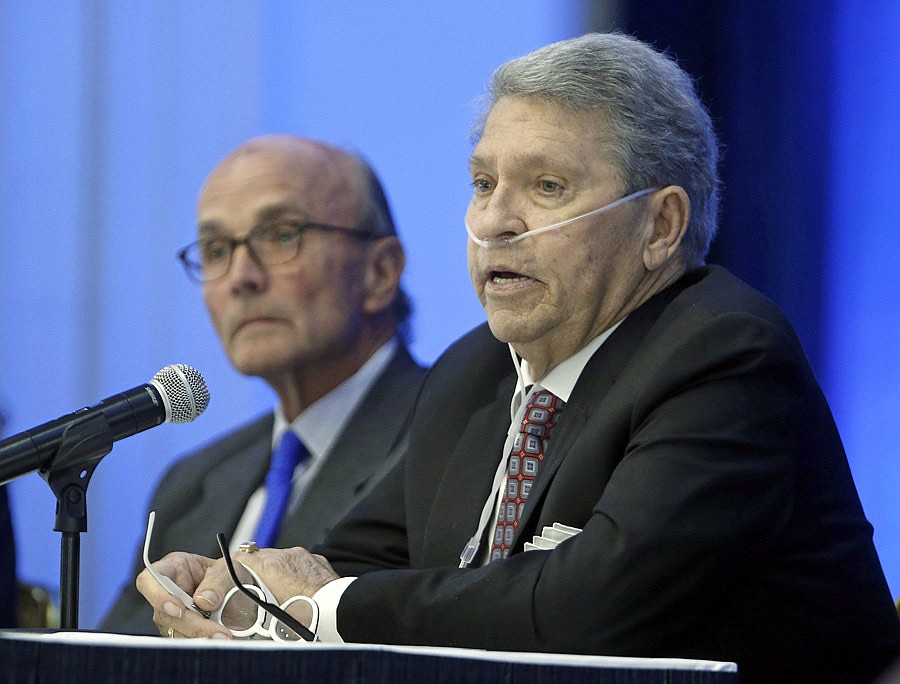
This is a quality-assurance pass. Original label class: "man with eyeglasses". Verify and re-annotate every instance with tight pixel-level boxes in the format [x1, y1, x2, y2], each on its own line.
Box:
[136, 35, 900, 682]
[102, 134, 426, 635]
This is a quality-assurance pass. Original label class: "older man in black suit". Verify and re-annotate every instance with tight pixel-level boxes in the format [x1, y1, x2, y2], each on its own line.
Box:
[136, 35, 900, 682]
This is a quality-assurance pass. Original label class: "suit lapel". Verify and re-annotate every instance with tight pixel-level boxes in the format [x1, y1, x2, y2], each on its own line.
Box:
[276, 346, 422, 546]
[422, 375, 516, 566]
[510, 279, 690, 552]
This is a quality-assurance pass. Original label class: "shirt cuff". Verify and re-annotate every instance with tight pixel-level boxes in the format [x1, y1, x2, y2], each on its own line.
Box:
[311, 576, 356, 642]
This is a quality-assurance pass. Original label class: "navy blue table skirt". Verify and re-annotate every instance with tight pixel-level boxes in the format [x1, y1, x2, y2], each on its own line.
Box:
[0, 630, 737, 684]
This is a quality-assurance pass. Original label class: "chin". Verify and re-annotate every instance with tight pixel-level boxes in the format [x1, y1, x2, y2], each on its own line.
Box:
[229, 351, 288, 378]
[487, 311, 551, 348]
[486, 317, 525, 345]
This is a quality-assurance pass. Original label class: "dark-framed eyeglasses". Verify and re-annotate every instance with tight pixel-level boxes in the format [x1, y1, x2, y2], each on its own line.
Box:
[177, 220, 376, 283]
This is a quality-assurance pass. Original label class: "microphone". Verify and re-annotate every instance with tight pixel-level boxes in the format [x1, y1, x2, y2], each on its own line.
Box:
[0, 364, 210, 484]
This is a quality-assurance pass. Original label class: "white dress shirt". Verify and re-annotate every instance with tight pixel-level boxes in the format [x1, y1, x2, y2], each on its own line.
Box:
[230, 339, 398, 550]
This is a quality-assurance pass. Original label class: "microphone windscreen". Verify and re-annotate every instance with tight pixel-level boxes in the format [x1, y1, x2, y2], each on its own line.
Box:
[151, 364, 210, 423]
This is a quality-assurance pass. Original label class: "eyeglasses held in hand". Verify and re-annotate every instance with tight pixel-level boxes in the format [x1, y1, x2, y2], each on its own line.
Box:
[143, 510, 212, 618]
[214, 532, 318, 642]
[177, 220, 376, 283]
[142, 511, 317, 641]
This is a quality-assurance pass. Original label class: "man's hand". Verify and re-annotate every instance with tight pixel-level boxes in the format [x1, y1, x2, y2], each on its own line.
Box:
[136, 551, 233, 639]
[136, 547, 340, 639]
[231, 546, 340, 601]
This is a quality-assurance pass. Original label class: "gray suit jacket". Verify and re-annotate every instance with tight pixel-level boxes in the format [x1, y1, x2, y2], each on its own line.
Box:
[101, 344, 425, 635]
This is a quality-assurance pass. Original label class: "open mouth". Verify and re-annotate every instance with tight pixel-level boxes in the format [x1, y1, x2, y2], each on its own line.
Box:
[491, 270, 529, 284]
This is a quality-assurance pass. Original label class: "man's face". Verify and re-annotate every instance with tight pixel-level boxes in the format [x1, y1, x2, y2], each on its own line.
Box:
[198, 141, 371, 381]
[466, 97, 653, 372]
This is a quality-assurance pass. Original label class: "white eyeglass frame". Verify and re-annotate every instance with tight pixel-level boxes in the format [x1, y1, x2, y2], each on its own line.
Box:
[143, 510, 211, 618]
[212, 562, 319, 641]
[142, 510, 319, 640]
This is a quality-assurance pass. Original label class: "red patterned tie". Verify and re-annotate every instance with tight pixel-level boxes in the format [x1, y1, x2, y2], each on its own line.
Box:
[490, 390, 564, 561]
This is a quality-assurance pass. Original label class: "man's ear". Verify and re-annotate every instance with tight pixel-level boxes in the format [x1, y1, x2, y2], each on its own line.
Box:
[643, 186, 690, 271]
[363, 236, 405, 314]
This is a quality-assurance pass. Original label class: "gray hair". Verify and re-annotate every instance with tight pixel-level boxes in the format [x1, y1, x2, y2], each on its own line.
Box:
[351, 154, 397, 239]
[349, 153, 414, 342]
[475, 32, 720, 266]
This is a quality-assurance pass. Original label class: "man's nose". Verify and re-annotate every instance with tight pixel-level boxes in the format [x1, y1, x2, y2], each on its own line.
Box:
[467, 186, 527, 243]
[226, 241, 267, 292]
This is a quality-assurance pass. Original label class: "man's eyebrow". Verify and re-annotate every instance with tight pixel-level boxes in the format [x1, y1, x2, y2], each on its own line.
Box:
[197, 203, 310, 235]
[468, 154, 492, 171]
[469, 153, 578, 174]
[197, 220, 223, 236]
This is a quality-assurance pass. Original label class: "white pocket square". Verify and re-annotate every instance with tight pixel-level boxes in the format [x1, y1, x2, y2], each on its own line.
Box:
[524, 523, 582, 552]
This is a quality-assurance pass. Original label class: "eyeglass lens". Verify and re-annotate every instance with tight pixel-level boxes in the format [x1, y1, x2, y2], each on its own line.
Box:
[272, 596, 316, 641]
[219, 585, 265, 633]
[199, 223, 302, 278]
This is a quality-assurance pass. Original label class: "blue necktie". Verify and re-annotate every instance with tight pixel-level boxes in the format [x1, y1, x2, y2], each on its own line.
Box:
[254, 431, 308, 547]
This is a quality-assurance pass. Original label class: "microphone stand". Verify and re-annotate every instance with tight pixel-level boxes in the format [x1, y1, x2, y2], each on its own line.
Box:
[40, 413, 114, 629]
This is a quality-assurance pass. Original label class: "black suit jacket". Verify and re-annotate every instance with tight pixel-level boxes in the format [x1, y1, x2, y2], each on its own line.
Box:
[102, 344, 425, 635]
[318, 267, 900, 684]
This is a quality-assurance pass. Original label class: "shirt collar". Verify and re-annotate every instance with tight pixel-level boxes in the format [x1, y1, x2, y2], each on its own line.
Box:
[272, 338, 398, 459]
[519, 319, 624, 402]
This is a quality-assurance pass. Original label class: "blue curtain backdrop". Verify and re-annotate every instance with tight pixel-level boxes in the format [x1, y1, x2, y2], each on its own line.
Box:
[1, 1, 898, 631]
[619, 0, 900, 604]
[826, 0, 900, 601]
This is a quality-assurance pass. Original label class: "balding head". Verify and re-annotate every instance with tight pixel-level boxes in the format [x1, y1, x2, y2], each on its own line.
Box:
[205, 135, 399, 241]
[192, 134, 409, 413]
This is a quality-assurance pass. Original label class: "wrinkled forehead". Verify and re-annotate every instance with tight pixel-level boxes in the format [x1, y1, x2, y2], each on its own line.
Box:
[471, 97, 623, 187]
[198, 140, 364, 227]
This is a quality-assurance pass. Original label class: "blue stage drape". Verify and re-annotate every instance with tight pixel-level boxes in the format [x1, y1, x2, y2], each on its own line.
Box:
[621, 0, 900, 599]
